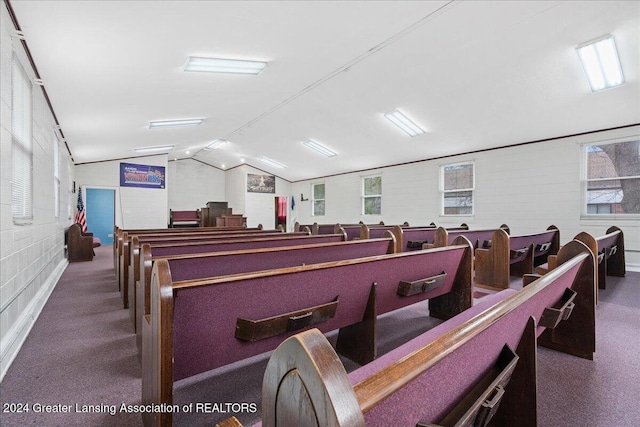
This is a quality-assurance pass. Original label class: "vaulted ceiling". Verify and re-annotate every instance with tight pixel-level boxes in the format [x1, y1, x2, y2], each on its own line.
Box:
[10, 0, 640, 181]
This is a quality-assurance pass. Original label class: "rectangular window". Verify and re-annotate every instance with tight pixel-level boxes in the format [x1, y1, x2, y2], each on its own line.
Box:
[441, 162, 474, 215]
[312, 183, 325, 216]
[362, 175, 382, 215]
[11, 53, 33, 222]
[54, 134, 60, 218]
[585, 140, 640, 215]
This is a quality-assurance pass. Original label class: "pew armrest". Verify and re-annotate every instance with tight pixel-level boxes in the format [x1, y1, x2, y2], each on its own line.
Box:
[235, 297, 339, 342]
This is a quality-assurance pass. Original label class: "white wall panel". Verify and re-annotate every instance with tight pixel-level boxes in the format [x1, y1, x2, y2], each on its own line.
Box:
[167, 159, 225, 212]
[292, 126, 640, 269]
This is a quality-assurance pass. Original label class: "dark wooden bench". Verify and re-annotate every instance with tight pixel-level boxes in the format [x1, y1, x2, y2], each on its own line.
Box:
[113, 225, 263, 280]
[434, 224, 511, 250]
[168, 209, 200, 227]
[67, 223, 101, 262]
[141, 239, 474, 426]
[338, 222, 386, 240]
[130, 233, 349, 337]
[118, 229, 298, 307]
[473, 226, 560, 290]
[540, 226, 626, 296]
[390, 224, 469, 253]
[221, 239, 595, 427]
[132, 236, 396, 358]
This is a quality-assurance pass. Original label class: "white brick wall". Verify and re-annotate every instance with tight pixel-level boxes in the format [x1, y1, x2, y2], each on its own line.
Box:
[292, 126, 640, 269]
[0, 3, 72, 381]
[74, 155, 169, 229]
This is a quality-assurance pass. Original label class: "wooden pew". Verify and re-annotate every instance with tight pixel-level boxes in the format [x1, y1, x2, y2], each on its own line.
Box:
[221, 240, 594, 427]
[131, 233, 349, 338]
[113, 225, 263, 279]
[434, 224, 511, 250]
[118, 229, 298, 307]
[67, 223, 99, 262]
[574, 226, 625, 290]
[168, 209, 200, 227]
[542, 226, 625, 291]
[390, 224, 468, 253]
[338, 222, 386, 240]
[132, 236, 396, 357]
[473, 226, 560, 290]
[142, 238, 474, 426]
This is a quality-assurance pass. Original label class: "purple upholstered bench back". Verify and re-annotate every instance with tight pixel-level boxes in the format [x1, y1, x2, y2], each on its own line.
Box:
[341, 225, 362, 240]
[401, 228, 438, 251]
[510, 230, 558, 262]
[166, 239, 392, 282]
[138, 231, 303, 245]
[316, 224, 337, 234]
[596, 232, 620, 253]
[368, 226, 395, 239]
[349, 259, 582, 426]
[447, 229, 497, 249]
[171, 246, 468, 380]
[150, 234, 344, 257]
[171, 210, 199, 221]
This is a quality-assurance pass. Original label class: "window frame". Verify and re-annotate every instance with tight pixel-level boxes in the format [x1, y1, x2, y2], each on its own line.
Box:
[311, 182, 326, 217]
[582, 138, 640, 219]
[11, 51, 34, 224]
[440, 161, 475, 217]
[54, 133, 61, 218]
[362, 174, 382, 216]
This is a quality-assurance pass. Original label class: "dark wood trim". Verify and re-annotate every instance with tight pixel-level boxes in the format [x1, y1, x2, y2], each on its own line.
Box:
[288, 123, 640, 182]
[4, 0, 74, 162]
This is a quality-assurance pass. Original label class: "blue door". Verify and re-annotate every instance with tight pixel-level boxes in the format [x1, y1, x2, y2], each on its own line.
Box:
[86, 188, 115, 245]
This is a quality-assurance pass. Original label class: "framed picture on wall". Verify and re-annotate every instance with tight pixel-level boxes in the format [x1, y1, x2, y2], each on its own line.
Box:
[247, 173, 275, 193]
[120, 162, 166, 189]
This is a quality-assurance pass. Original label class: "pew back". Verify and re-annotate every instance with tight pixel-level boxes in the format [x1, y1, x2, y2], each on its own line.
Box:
[255, 241, 594, 427]
[142, 241, 474, 426]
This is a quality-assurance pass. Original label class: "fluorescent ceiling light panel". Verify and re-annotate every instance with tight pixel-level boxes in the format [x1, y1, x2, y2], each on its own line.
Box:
[384, 110, 425, 137]
[134, 145, 174, 153]
[303, 139, 337, 157]
[259, 156, 286, 169]
[576, 35, 624, 92]
[206, 140, 225, 149]
[184, 56, 267, 75]
[149, 119, 203, 129]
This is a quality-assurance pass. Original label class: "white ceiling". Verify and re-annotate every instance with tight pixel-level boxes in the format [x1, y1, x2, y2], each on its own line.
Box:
[10, 0, 640, 181]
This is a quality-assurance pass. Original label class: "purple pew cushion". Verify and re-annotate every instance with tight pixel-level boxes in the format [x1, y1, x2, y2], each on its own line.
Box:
[348, 289, 517, 385]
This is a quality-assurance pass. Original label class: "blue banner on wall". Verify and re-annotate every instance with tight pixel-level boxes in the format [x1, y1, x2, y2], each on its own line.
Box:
[120, 163, 165, 189]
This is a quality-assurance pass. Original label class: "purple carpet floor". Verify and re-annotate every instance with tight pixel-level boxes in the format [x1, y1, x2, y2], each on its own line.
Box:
[1, 246, 639, 426]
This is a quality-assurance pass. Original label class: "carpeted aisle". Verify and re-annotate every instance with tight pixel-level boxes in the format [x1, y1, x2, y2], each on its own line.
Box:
[0, 246, 142, 426]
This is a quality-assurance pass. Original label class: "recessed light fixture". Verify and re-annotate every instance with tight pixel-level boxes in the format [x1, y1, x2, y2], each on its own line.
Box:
[134, 145, 174, 153]
[576, 35, 624, 92]
[303, 139, 337, 157]
[259, 156, 286, 169]
[384, 110, 425, 137]
[149, 119, 203, 129]
[206, 139, 225, 149]
[184, 56, 268, 75]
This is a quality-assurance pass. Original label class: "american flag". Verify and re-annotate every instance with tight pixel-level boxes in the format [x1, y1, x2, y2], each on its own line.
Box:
[74, 186, 88, 233]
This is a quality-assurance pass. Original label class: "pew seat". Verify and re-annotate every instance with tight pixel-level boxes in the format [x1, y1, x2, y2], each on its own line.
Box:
[223, 240, 594, 427]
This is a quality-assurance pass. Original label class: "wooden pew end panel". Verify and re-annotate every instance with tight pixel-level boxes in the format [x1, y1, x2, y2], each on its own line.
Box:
[262, 328, 365, 427]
